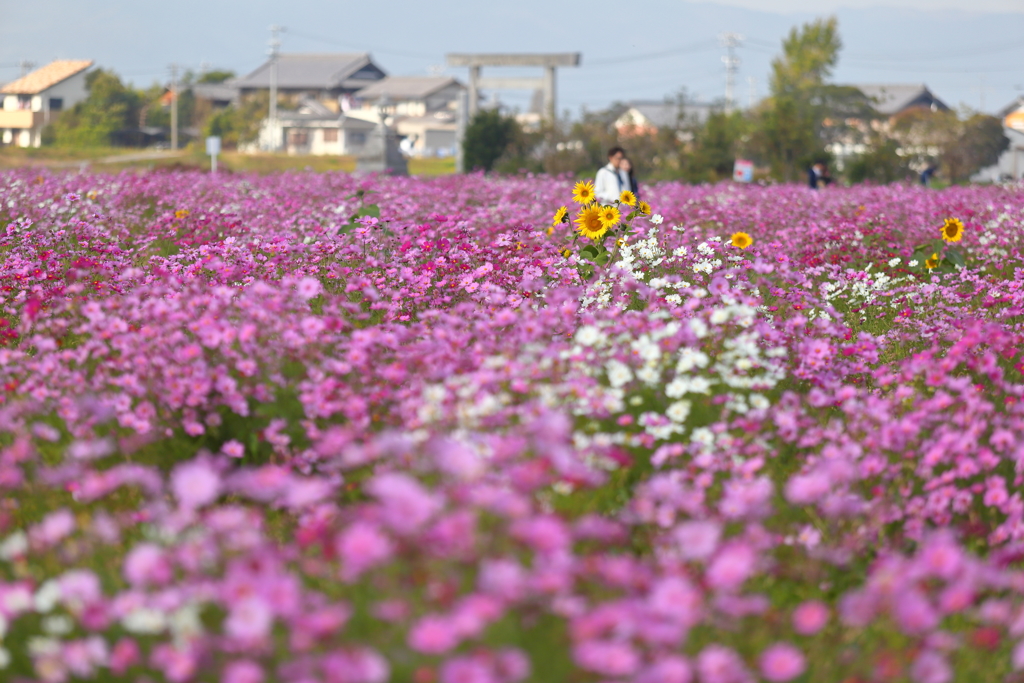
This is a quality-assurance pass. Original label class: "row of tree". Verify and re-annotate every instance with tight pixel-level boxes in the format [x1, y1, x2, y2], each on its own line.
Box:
[39, 68, 261, 148]
[464, 17, 1009, 184]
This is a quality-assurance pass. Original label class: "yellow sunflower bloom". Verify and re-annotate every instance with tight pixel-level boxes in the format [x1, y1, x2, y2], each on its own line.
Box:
[552, 206, 568, 226]
[731, 232, 753, 249]
[561, 247, 572, 258]
[619, 190, 636, 206]
[599, 205, 621, 230]
[925, 252, 940, 269]
[637, 201, 651, 216]
[575, 205, 608, 242]
[572, 181, 595, 205]
[175, 209, 190, 219]
[941, 217, 964, 243]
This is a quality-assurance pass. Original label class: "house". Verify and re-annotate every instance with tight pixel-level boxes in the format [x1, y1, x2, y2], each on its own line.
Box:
[1000, 96, 1024, 132]
[352, 76, 463, 157]
[613, 100, 713, 135]
[972, 97, 1024, 182]
[192, 81, 240, 109]
[853, 84, 949, 118]
[0, 59, 93, 147]
[233, 53, 386, 108]
[253, 97, 377, 156]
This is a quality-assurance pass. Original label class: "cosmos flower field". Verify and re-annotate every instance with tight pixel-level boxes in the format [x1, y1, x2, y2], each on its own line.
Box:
[2, 169, 1024, 683]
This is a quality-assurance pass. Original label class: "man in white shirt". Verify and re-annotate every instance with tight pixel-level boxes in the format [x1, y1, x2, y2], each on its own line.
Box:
[594, 146, 627, 204]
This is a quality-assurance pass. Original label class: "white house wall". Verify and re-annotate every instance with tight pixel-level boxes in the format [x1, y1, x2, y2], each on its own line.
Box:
[973, 127, 1024, 182]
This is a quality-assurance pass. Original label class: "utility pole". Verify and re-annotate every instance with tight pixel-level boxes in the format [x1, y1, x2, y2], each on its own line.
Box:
[267, 25, 286, 152]
[18, 60, 36, 77]
[169, 63, 179, 150]
[720, 33, 743, 114]
[748, 76, 756, 109]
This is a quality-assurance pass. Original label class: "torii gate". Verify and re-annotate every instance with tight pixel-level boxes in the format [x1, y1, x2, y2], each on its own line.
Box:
[445, 53, 581, 122]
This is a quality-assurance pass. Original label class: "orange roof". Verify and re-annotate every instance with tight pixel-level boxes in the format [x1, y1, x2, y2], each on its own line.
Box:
[0, 60, 93, 95]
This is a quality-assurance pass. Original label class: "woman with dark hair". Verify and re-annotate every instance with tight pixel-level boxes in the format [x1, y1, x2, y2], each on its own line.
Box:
[620, 157, 639, 198]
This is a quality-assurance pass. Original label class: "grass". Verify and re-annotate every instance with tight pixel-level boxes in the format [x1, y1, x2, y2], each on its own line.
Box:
[0, 145, 456, 176]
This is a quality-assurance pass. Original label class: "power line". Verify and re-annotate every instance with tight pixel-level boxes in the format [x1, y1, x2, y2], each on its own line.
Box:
[586, 40, 719, 66]
[286, 28, 438, 60]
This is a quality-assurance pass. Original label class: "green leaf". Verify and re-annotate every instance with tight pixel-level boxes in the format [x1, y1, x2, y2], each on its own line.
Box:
[594, 252, 610, 266]
[354, 204, 381, 219]
[944, 246, 966, 268]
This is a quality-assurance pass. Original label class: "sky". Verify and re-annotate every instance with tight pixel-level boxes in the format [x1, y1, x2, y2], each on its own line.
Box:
[1, 0, 1022, 117]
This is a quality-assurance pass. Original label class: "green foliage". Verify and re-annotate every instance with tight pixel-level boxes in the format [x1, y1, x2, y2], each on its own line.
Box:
[50, 70, 143, 147]
[462, 109, 520, 172]
[846, 136, 914, 184]
[945, 114, 1009, 182]
[769, 17, 842, 96]
[751, 17, 843, 181]
[202, 92, 274, 149]
[683, 110, 750, 182]
[197, 70, 236, 84]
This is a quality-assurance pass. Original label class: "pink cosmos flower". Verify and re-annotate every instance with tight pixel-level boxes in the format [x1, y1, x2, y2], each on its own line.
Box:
[637, 655, 693, 683]
[696, 645, 750, 683]
[674, 520, 721, 561]
[792, 600, 829, 635]
[170, 459, 222, 509]
[123, 543, 172, 586]
[440, 656, 495, 683]
[296, 276, 322, 300]
[893, 590, 939, 635]
[336, 522, 394, 581]
[221, 439, 245, 458]
[759, 643, 806, 682]
[910, 650, 952, 683]
[224, 660, 265, 683]
[572, 639, 640, 677]
[648, 576, 702, 627]
[366, 472, 441, 534]
[706, 543, 757, 592]
[408, 614, 460, 654]
[224, 595, 274, 641]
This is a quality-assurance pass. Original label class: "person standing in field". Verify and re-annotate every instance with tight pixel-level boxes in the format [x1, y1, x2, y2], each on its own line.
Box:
[620, 156, 639, 199]
[595, 146, 626, 203]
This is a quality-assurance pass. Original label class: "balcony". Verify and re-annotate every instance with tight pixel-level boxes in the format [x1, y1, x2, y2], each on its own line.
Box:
[0, 110, 41, 129]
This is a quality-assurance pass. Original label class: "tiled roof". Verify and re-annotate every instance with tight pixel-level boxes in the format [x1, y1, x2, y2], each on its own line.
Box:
[618, 100, 713, 128]
[234, 54, 384, 90]
[853, 84, 949, 116]
[355, 77, 461, 101]
[0, 60, 93, 95]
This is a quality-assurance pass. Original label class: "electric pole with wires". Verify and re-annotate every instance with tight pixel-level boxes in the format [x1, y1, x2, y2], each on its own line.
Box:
[169, 63, 179, 150]
[267, 24, 286, 152]
[719, 33, 743, 114]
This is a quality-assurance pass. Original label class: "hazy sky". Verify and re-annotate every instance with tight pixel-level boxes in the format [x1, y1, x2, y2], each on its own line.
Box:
[2, 0, 1022, 116]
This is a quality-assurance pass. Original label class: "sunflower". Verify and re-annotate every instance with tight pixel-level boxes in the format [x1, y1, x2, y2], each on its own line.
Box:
[619, 190, 637, 206]
[637, 201, 651, 216]
[175, 209, 190, 219]
[925, 252, 940, 269]
[575, 205, 608, 241]
[599, 205, 621, 230]
[572, 181, 596, 205]
[731, 232, 753, 249]
[940, 217, 964, 243]
[561, 247, 572, 258]
[552, 206, 568, 226]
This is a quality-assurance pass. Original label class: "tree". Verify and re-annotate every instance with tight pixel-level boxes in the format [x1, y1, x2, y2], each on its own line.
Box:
[752, 17, 843, 181]
[845, 135, 913, 184]
[945, 114, 1009, 182]
[891, 109, 1009, 183]
[202, 92, 273, 149]
[462, 109, 520, 172]
[51, 70, 143, 147]
[684, 110, 749, 182]
[197, 70, 235, 84]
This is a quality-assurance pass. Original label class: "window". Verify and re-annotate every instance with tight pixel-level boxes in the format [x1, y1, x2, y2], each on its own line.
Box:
[288, 130, 309, 146]
[348, 132, 367, 146]
[323, 128, 338, 142]
[48, 98, 63, 112]
[17, 95, 31, 110]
